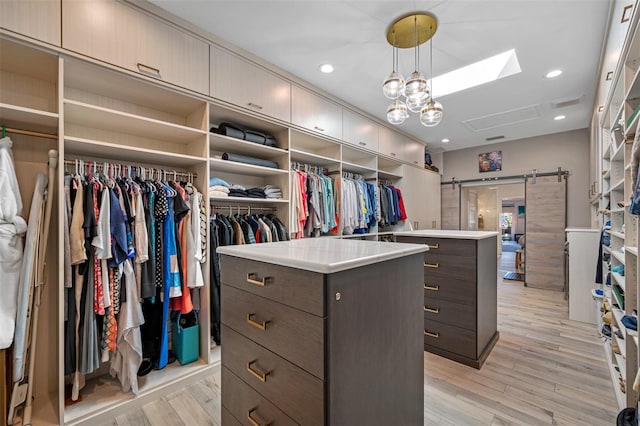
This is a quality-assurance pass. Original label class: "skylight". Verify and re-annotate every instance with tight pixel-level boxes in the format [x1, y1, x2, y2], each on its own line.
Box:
[431, 49, 521, 98]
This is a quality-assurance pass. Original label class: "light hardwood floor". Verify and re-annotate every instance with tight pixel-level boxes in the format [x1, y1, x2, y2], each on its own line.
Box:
[98, 253, 618, 426]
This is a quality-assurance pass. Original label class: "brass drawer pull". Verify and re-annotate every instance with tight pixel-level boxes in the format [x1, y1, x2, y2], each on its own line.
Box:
[247, 273, 271, 287]
[136, 62, 161, 78]
[424, 330, 440, 338]
[427, 243, 439, 249]
[424, 284, 440, 291]
[248, 409, 270, 426]
[424, 262, 439, 268]
[247, 314, 269, 331]
[247, 360, 270, 382]
[424, 306, 440, 314]
[247, 102, 263, 110]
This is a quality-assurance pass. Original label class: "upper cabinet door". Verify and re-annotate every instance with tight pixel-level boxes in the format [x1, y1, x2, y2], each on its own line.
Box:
[210, 45, 291, 122]
[291, 85, 342, 140]
[403, 138, 425, 166]
[378, 126, 404, 160]
[0, 0, 60, 46]
[62, 0, 208, 94]
[342, 109, 378, 152]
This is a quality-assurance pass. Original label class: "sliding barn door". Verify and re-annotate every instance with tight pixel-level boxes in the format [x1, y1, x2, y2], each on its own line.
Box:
[525, 175, 567, 289]
[441, 184, 460, 230]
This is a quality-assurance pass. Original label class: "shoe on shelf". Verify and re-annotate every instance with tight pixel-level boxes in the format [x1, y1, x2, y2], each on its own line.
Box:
[618, 201, 626, 208]
[612, 264, 625, 276]
[615, 329, 625, 340]
[613, 343, 621, 355]
[592, 288, 604, 299]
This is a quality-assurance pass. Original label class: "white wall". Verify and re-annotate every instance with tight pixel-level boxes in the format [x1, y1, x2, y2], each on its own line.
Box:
[443, 129, 590, 227]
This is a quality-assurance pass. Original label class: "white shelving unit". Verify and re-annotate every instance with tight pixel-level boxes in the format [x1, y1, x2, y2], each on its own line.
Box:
[594, 3, 640, 410]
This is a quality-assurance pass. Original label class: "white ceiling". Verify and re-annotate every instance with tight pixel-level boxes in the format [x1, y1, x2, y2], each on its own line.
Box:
[148, 0, 611, 152]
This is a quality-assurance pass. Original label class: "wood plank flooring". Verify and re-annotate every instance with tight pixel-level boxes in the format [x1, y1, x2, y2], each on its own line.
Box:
[98, 253, 618, 426]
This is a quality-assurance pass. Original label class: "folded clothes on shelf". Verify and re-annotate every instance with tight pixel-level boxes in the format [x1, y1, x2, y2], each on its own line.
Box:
[209, 176, 230, 188]
[222, 152, 279, 169]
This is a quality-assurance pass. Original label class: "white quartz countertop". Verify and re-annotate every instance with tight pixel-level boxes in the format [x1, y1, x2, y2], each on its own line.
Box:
[394, 230, 500, 240]
[217, 238, 428, 273]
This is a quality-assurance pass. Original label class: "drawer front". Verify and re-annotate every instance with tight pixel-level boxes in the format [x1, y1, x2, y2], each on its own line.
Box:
[423, 319, 476, 359]
[221, 407, 242, 426]
[396, 236, 476, 258]
[422, 270, 476, 305]
[222, 285, 325, 379]
[222, 367, 298, 426]
[221, 255, 324, 316]
[423, 298, 476, 331]
[222, 326, 324, 426]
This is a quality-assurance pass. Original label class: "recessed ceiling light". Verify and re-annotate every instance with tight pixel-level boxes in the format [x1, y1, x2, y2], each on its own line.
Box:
[319, 64, 334, 73]
[554, 115, 566, 120]
[441, 138, 450, 143]
[545, 69, 562, 78]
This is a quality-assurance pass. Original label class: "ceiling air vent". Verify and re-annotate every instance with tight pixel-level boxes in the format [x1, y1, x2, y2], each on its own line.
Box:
[463, 105, 540, 131]
[551, 96, 582, 109]
[486, 135, 505, 141]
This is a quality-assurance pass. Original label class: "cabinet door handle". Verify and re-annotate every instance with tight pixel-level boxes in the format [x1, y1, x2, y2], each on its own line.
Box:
[427, 243, 439, 249]
[424, 262, 439, 268]
[390, 152, 396, 156]
[247, 273, 271, 287]
[359, 141, 367, 146]
[413, 160, 419, 164]
[424, 284, 440, 291]
[136, 63, 161, 79]
[247, 360, 270, 382]
[424, 306, 440, 314]
[424, 330, 440, 338]
[248, 409, 270, 426]
[314, 126, 325, 132]
[246, 314, 269, 331]
[247, 102, 263, 110]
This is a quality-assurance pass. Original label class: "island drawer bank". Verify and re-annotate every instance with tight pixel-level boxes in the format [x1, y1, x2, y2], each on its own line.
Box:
[217, 238, 428, 426]
[394, 230, 500, 369]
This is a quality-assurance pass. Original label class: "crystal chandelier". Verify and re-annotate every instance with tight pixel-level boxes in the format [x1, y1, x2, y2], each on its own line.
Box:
[383, 12, 443, 127]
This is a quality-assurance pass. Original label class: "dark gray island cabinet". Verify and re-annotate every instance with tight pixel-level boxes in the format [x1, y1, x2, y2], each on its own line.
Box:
[395, 230, 500, 369]
[217, 238, 428, 426]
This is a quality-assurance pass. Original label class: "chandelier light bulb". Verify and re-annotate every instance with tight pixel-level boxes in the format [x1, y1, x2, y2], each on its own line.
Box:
[387, 99, 409, 125]
[404, 71, 429, 101]
[406, 90, 430, 113]
[420, 99, 443, 127]
[382, 71, 405, 99]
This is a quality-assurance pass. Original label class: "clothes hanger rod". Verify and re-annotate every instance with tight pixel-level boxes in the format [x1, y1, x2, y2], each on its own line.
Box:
[3, 126, 58, 140]
[63, 159, 197, 179]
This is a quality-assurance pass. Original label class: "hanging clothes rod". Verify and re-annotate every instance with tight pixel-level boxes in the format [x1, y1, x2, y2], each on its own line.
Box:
[63, 159, 197, 180]
[212, 205, 278, 212]
[2, 126, 58, 140]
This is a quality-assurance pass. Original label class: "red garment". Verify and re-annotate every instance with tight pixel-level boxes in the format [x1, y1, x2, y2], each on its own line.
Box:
[396, 187, 408, 221]
[170, 183, 194, 314]
[92, 182, 105, 315]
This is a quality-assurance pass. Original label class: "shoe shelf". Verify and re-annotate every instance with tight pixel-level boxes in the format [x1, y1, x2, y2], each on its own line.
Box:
[611, 207, 626, 213]
[611, 231, 626, 239]
[611, 178, 625, 192]
[612, 270, 626, 290]
[605, 341, 627, 410]
[626, 246, 638, 256]
[604, 246, 612, 254]
[612, 249, 626, 264]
